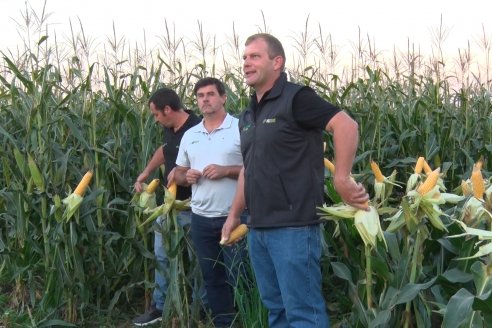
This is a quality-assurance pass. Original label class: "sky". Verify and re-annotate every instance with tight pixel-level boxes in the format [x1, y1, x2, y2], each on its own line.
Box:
[1, 0, 491, 70]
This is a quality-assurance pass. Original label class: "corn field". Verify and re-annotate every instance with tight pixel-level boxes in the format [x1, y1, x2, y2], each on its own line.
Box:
[1, 5, 492, 328]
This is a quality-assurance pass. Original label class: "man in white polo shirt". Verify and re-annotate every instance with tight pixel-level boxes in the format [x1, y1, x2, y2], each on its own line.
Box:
[174, 77, 244, 328]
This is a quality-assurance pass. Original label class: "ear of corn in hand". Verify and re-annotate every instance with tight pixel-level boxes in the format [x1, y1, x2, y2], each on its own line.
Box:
[220, 224, 249, 245]
[167, 182, 177, 197]
[146, 179, 160, 193]
[324, 158, 335, 174]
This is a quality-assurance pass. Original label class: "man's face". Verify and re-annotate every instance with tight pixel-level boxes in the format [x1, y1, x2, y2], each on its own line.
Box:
[149, 102, 172, 128]
[195, 84, 226, 116]
[242, 38, 280, 90]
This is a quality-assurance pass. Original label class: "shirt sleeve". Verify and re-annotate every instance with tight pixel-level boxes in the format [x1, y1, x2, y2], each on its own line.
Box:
[175, 132, 190, 168]
[292, 86, 341, 129]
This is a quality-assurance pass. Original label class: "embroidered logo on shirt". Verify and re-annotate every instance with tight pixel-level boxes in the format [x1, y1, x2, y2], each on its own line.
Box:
[241, 124, 252, 132]
[262, 118, 276, 124]
[191, 140, 200, 144]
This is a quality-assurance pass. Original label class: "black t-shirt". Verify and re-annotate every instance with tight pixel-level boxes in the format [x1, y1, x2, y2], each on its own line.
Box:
[292, 87, 340, 129]
[162, 110, 201, 200]
[251, 86, 341, 129]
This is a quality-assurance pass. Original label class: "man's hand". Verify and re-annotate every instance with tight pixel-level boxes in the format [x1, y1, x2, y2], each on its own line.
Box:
[221, 215, 241, 245]
[166, 167, 176, 188]
[334, 176, 369, 210]
[185, 169, 202, 185]
[134, 172, 149, 193]
[202, 164, 226, 180]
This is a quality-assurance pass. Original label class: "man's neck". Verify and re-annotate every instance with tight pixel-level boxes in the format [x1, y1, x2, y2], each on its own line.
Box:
[173, 110, 189, 132]
[203, 111, 227, 133]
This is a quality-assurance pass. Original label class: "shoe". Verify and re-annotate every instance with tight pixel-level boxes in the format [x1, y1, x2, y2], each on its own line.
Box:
[132, 306, 162, 326]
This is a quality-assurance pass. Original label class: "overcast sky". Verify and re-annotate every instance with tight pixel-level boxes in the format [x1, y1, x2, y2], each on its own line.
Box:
[1, 0, 491, 64]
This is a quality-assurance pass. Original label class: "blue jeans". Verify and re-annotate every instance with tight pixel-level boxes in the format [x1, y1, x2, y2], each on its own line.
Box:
[190, 212, 249, 327]
[248, 224, 330, 328]
[152, 211, 207, 310]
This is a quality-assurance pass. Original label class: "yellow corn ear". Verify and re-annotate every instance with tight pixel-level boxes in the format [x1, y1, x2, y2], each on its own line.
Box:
[74, 171, 93, 196]
[370, 160, 385, 183]
[473, 157, 484, 172]
[167, 182, 177, 197]
[220, 224, 249, 245]
[417, 168, 440, 195]
[422, 160, 432, 174]
[324, 158, 335, 174]
[471, 169, 485, 200]
[415, 157, 425, 174]
[146, 179, 160, 193]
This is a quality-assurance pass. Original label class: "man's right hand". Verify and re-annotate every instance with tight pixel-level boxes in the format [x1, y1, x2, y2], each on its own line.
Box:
[134, 172, 149, 193]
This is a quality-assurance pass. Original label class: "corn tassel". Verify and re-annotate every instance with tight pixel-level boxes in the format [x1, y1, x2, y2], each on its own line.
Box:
[74, 171, 93, 196]
[324, 158, 335, 174]
[417, 168, 440, 195]
[146, 179, 160, 193]
[471, 169, 485, 200]
[220, 224, 249, 245]
[414, 157, 425, 174]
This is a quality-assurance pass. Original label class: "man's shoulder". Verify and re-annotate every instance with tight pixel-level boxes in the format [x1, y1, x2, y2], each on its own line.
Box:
[185, 111, 202, 127]
[183, 122, 203, 135]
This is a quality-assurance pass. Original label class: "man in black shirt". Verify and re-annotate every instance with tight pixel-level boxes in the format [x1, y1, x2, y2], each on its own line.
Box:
[132, 88, 203, 326]
[222, 33, 369, 328]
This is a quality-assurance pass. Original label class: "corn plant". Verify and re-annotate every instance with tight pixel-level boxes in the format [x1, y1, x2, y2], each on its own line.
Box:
[1, 3, 492, 327]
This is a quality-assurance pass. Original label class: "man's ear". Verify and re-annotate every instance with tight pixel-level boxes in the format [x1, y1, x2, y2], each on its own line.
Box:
[273, 56, 284, 70]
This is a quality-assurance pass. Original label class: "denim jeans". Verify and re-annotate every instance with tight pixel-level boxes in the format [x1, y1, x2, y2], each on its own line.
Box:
[152, 211, 207, 311]
[190, 212, 249, 327]
[248, 224, 330, 328]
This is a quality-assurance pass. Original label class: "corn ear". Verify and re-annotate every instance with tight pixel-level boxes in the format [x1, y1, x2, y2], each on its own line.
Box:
[422, 160, 432, 174]
[473, 157, 484, 172]
[354, 206, 387, 250]
[318, 203, 358, 219]
[220, 224, 249, 245]
[417, 168, 440, 195]
[146, 179, 160, 193]
[414, 157, 425, 174]
[471, 169, 485, 200]
[370, 160, 385, 183]
[167, 182, 177, 197]
[324, 158, 335, 174]
[74, 171, 93, 196]
[406, 173, 420, 193]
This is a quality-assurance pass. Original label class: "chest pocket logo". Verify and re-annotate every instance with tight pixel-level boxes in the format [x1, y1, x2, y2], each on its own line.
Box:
[242, 124, 252, 132]
[262, 118, 276, 124]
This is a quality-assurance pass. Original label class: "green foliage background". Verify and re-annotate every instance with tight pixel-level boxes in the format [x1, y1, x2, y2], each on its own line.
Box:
[1, 4, 491, 328]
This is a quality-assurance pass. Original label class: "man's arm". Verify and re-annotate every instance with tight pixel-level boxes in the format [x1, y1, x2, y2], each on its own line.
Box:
[222, 167, 247, 244]
[134, 147, 165, 192]
[326, 111, 369, 210]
